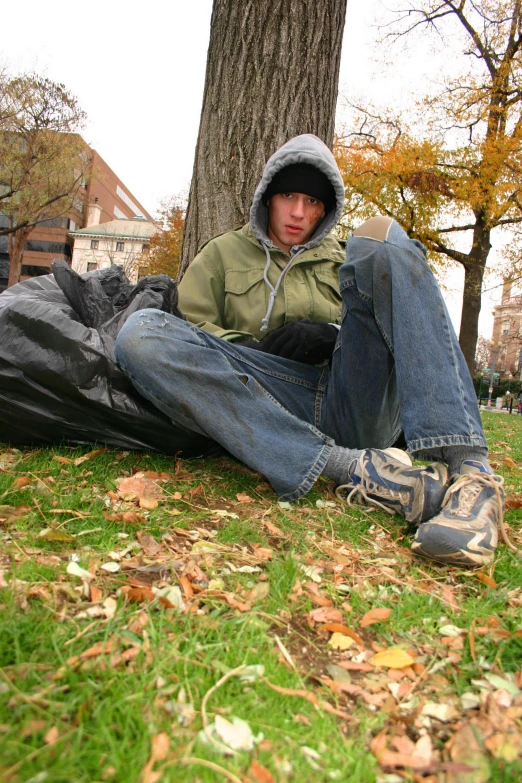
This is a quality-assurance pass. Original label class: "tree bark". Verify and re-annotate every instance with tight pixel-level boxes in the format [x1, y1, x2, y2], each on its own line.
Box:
[179, 0, 347, 278]
[7, 225, 30, 288]
[459, 222, 491, 376]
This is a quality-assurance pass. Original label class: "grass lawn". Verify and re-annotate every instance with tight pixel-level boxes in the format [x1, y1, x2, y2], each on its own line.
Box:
[1, 410, 521, 783]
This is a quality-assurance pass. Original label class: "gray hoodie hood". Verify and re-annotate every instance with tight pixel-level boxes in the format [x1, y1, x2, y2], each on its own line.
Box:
[249, 133, 345, 250]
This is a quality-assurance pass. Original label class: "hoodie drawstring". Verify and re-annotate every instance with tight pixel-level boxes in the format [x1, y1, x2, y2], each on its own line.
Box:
[259, 243, 305, 332]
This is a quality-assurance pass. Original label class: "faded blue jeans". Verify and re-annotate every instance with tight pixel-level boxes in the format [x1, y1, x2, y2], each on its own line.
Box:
[115, 221, 487, 501]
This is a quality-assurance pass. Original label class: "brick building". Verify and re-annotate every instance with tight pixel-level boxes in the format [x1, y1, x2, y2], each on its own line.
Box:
[490, 280, 522, 374]
[0, 145, 152, 291]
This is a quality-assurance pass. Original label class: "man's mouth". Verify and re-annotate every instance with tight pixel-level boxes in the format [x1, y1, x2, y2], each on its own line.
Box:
[285, 225, 303, 233]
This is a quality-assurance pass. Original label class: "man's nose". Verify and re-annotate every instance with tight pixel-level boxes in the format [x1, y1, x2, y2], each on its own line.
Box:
[290, 197, 305, 218]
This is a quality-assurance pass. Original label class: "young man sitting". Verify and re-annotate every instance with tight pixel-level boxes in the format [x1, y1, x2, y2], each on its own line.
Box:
[115, 134, 505, 568]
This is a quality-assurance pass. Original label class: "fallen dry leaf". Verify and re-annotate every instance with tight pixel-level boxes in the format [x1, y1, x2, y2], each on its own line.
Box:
[117, 474, 165, 504]
[245, 582, 270, 603]
[136, 531, 162, 557]
[139, 497, 158, 511]
[319, 623, 364, 647]
[308, 607, 343, 625]
[74, 448, 107, 466]
[139, 732, 170, 783]
[236, 492, 254, 503]
[361, 607, 392, 627]
[447, 722, 491, 783]
[52, 455, 73, 465]
[475, 571, 498, 589]
[329, 632, 355, 650]
[262, 519, 284, 536]
[44, 726, 60, 746]
[369, 648, 415, 669]
[13, 476, 31, 490]
[248, 758, 276, 783]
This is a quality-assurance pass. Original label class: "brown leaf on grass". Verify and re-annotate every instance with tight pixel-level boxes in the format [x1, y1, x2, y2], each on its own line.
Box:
[447, 723, 491, 783]
[121, 585, 156, 604]
[13, 476, 31, 490]
[52, 455, 73, 465]
[74, 448, 107, 466]
[318, 623, 365, 647]
[369, 648, 415, 669]
[139, 732, 170, 783]
[20, 719, 47, 737]
[224, 592, 251, 612]
[117, 474, 165, 504]
[44, 726, 60, 745]
[66, 638, 115, 666]
[262, 519, 284, 536]
[236, 492, 254, 503]
[136, 531, 162, 557]
[252, 544, 273, 560]
[304, 581, 332, 607]
[247, 759, 276, 783]
[187, 484, 204, 498]
[338, 660, 374, 673]
[308, 607, 343, 625]
[245, 582, 270, 603]
[505, 494, 522, 509]
[361, 607, 392, 627]
[139, 497, 158, 511]
[90, 585, 103, 602]
[0, 504, 31, 521]
[475, 571, 498, 589]
[263, 679, 352, 720]
[104, 511, 146, 525]
[504, 456, 516, 469]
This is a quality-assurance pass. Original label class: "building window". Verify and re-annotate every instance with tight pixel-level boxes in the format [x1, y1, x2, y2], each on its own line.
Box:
[114, 206, 128, 219]
[87, 262, 97, 272]
[90, 239, 99, 250]
[142, 244, 150, 252]
[116, 241, 125, 252]
[68, 219, 77, 231]
[502, 319, 510, 334]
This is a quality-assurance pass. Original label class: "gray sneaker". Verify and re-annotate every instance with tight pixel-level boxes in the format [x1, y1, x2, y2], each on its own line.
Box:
[336, 448, 448, 524]
[411, 460, 505, 567]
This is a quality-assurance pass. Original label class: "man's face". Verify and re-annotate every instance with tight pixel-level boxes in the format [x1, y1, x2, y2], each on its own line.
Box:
[267, 192, 325, 253]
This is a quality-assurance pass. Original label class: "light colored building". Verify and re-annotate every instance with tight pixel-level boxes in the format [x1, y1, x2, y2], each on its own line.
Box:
[0, 142, 153, 290]
[70, 210, 157, 283]
[490, 280, 522, 374]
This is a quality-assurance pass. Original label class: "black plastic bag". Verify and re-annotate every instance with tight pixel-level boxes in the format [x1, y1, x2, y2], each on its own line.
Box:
[0, 263, 214, 455]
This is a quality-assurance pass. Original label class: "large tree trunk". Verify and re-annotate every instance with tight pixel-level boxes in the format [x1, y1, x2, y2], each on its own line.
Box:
[7, 227, 29, 288]
[179, 0, 347, 278]
[459, 223, 491, 376]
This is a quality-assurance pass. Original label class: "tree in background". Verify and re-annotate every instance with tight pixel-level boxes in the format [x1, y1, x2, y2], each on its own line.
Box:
[179, 0, 348, 277]
[140, 197, 185, 278]
[0, 71, 88, 286]
[336, 0, 522, 375]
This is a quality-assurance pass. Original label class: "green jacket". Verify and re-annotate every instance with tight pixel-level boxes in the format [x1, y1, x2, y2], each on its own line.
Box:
[177, 222, 344, 342]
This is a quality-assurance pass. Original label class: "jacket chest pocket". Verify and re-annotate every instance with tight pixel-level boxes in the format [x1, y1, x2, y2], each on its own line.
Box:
[312, 269, 342, 322]
[224, 268, 266, 334]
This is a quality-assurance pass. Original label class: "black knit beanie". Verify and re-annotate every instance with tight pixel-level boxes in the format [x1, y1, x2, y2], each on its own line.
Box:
[262, 163, 336, 212]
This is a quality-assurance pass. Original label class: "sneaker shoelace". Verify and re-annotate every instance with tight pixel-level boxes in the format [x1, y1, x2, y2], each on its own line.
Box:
[442, 472, 517, 553]
[335, 454, 405, 516]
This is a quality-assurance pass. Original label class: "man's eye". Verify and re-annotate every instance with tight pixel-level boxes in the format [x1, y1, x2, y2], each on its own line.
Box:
[309, 198, 318, 204]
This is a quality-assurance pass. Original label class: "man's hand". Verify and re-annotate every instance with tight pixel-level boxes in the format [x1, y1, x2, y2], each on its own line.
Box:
[242, 319, 338, 364]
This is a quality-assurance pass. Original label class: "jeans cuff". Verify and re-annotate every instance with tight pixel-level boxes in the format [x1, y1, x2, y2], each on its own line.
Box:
[278, 440, 335, 502]
[409, 434, 488, 456]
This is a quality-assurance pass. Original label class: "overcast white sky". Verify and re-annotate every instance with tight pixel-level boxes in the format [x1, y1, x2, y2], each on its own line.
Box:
[2, 0, 504, 338]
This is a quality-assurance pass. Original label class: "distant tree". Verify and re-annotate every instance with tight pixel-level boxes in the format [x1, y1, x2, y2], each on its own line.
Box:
[180, 0, 348, 277]
[0, 71, 88, 286]
[475, 335, 492, 375]
[335, 0, 522, 376]
[140, 197, 185, 278]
